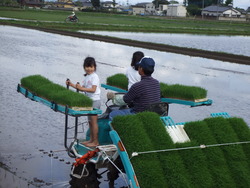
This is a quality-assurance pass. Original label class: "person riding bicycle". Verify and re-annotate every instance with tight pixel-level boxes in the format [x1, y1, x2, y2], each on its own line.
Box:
[69, 11, 77, 20]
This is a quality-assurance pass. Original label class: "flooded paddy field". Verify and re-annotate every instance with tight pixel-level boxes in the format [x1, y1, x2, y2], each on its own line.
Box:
[0, 25, 250, 187]
[80, 31, 250, 57]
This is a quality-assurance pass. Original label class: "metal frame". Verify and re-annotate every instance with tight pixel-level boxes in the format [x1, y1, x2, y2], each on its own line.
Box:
[17, 84, 102, 157]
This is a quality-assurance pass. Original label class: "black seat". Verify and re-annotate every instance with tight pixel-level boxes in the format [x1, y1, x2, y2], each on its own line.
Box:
[145, 102, 169, 116]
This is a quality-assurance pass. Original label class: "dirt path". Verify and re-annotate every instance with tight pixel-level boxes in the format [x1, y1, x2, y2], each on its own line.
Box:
[2, 23, 250, 65]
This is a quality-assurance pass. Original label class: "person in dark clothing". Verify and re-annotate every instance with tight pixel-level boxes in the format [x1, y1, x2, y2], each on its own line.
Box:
[109, 56, 161, 120]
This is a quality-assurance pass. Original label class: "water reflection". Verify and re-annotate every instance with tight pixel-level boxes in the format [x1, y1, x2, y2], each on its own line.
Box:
[1, 25, 250, 187]
[80, 31, 250, 57]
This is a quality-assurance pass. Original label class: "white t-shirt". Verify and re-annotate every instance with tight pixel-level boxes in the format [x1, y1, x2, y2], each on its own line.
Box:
[83, 72, 101, 101]
[126, 66, 141, 90]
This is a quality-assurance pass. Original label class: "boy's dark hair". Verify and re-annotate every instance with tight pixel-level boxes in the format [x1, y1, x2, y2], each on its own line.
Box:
[131, 51, 144, 71]
[83, 57, 96, 76]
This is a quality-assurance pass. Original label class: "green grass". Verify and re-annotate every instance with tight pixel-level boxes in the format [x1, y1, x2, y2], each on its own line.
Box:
[112, 113, 250, 188]
[1, 7, 250, 35]
[21, 75, 93, 107]
[106, 74, 207, 100]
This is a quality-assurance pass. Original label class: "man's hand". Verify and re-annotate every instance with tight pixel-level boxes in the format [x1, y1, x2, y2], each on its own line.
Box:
[107, 92, 115, 100]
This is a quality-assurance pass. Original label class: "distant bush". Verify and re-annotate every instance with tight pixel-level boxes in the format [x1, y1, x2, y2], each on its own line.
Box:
[21, 75, 93, 108]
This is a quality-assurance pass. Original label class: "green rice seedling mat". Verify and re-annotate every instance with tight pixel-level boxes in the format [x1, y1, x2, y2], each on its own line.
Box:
[106, 73, 128, 91]
[106, 73, 207, 101]
[19, 75, 94, 112]
[112, 113, 250, 188]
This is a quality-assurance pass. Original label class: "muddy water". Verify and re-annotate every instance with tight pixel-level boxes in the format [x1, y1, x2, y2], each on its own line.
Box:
[0, 25, 250, 187]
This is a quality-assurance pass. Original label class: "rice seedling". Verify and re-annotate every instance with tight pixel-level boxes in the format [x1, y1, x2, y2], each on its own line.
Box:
[112, 113, 250, 188]
[20, 75, 93, 108]
[21, 75, 52, 94]
[176, 141, 213, 188]
[160, 83, 207, 101]
[205, 117, 250, 187]
[184, 120, 236, 188]
[137, 112, 192, 188]
[106, 74, 128, 90]
[227, 118, 250, 168]
[1, 7, 250, 36]
[111, 114, 167, 188]
[106, 74, 207, 100]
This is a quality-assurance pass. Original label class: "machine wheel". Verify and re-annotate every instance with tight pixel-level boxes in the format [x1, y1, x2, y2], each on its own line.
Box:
[65, 18, 70, 23]
[107, 157, 126, 188]
[69, 163, 100, 188]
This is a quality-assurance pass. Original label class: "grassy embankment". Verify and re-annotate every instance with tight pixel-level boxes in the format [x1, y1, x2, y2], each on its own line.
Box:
[0, 7, 250, 36]
[106, 74, 207, 101]
[112, 112, 250, 188]
[21, 75, 93, 108]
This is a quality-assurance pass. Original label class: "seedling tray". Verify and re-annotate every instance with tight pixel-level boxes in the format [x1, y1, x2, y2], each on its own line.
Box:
[101, 84, 212, 107]
[17, 84, 102, 116]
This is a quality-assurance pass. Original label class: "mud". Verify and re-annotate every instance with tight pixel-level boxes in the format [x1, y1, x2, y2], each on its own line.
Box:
[1, 22, 250, 66]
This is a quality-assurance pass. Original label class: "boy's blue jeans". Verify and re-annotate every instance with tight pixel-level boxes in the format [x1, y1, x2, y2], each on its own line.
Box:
[109, 108, 135, 121]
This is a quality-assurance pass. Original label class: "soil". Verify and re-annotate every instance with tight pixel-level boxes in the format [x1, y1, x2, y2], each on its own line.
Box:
[1, 22, 250, 66]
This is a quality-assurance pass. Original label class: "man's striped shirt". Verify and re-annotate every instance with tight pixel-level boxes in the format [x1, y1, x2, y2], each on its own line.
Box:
[123, 76, 161, 113]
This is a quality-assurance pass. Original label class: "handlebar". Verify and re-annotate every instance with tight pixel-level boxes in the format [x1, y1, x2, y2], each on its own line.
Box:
[76, 82, 80, 93]
[66, 78, 70, 89]
[66, 78, 79, 93]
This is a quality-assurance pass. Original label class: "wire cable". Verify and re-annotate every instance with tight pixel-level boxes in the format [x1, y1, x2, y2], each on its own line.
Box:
[131, 141, 250, 159]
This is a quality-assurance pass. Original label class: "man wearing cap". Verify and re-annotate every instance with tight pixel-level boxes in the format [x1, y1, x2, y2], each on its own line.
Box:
[109, 56, 161, 120]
